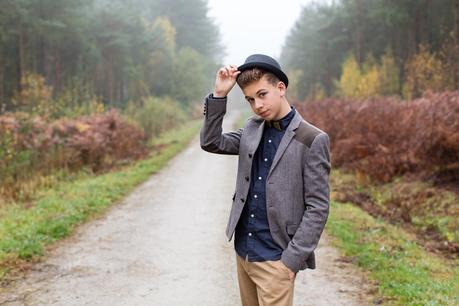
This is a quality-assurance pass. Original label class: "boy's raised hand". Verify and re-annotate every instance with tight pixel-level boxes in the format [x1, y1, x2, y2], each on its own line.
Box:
[213, 64, 241, 98]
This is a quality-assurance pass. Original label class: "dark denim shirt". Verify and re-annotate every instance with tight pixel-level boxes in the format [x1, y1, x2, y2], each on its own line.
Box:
[235, 105, 296, 261]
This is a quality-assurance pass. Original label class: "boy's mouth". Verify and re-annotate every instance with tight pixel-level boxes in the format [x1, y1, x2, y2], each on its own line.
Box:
[259, 110, 269, 117]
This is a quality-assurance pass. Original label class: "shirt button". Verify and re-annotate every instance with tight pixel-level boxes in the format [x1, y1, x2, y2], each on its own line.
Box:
[258, 176, 262, 180]
[248, 232, 252, 236]
[251, 214, 255, 218]
[268, 139, 272, 143]
[264, 158, 268, 162]
[253, 194, 258, 199]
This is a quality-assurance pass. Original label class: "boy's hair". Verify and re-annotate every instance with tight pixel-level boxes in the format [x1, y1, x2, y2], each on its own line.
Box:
[236, 68, 280, 89]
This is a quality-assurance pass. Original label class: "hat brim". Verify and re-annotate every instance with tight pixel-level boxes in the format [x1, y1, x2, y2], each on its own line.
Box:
[237, 62, 289, 87]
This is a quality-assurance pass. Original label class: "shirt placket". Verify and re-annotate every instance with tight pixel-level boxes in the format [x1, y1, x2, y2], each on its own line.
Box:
[247, 130, 275, 259]
[246, 145, 262, 258]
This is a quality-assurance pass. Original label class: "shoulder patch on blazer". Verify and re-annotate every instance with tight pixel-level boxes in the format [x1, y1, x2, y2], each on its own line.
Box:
[293, 121, 322, 148]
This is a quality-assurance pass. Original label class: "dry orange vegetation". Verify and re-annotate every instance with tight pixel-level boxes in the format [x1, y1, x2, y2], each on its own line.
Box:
[295, 91, 459, 186]
[295, 91, 459, 257]
[0, 110, 148, 202]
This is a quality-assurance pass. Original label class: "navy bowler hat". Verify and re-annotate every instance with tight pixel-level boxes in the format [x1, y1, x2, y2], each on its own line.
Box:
[237, 54, 289, 87]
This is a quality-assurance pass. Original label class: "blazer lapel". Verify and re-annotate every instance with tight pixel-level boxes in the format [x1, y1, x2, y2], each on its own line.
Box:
[267, 111, 303, 179]
[246, 117, 265, 156]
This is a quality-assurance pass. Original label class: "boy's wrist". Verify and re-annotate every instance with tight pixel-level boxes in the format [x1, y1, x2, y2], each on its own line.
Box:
[213, 89, 228, 98]
[210, 93, 227, 99]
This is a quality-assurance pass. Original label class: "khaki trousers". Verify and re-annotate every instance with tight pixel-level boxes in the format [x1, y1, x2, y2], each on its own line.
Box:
[235, 253, 295, 306]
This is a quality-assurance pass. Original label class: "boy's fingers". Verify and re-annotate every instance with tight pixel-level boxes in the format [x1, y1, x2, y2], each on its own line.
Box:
[232, 70, 241, 78]
[226, 65, 239, 74]
[218, 67, 228, 78]
[217, 65, 239, 79]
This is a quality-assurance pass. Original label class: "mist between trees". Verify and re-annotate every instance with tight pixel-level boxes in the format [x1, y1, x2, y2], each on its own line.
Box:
[0, 0, 224, 115]
[281, 0, 459, 101]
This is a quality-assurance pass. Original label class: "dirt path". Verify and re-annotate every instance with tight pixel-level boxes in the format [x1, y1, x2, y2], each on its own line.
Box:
[0, 111, 373, 306]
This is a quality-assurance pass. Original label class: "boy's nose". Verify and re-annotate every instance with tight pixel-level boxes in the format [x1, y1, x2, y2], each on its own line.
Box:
[254, 99, 264, 109]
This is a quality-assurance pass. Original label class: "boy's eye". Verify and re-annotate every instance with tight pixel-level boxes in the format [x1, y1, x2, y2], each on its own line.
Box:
[259, 92, 266, 97]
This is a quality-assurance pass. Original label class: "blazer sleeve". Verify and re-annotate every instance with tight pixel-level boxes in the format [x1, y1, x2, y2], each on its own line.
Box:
[281, 132, 332, 273]
[199, 93, 243, 155]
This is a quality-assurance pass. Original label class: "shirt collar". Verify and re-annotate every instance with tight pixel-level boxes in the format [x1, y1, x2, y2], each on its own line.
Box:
[265, 105, 295, 131]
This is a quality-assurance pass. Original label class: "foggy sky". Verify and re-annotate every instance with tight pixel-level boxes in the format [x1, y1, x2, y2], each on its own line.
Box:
[207, 0, 311, 66]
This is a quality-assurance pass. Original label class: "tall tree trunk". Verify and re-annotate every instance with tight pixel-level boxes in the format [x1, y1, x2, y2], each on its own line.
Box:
[322, 40, 332, 95]
[95, 62, 103, 99]
[0, 54, 4, 113]
[106, 50, 114, 104]
[38, 37, 45, 77]
[353, 0, 364, 64]
[453, 0, 459, 42]
[119, 77, 124, 103]
[416, 0, 431, 46]
[406, 25, 417, 59]
[37, 0, 44, 75]
[18, 25, 26, 95]
[54, 48, 62, 95]
[452, 0, 459, 89]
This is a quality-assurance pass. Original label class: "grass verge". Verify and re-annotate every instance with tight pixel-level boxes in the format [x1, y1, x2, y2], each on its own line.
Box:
[331, 169, 459, 254]
[0, 119, 201, 284]
[326, 198, 459, 305]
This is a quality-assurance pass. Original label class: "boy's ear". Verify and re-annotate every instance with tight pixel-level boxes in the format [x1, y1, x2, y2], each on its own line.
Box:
[277, 81, 287, 97]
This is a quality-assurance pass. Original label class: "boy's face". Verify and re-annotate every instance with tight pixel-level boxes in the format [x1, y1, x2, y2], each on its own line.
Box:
[242, 75, 286, 121]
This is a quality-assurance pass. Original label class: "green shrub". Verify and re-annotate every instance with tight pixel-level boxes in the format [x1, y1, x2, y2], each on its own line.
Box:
[124, 96, 187, 140]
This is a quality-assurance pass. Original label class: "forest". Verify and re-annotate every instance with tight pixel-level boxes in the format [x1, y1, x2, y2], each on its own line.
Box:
[0, 0, 222, 113]
[281, 0, 459, 100]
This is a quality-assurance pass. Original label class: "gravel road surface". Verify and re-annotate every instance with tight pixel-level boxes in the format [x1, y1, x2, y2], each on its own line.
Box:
[0, 110, 372, 306]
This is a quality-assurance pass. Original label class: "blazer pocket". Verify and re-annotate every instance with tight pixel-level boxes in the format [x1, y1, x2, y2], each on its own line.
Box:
[286, 223, 300, 238]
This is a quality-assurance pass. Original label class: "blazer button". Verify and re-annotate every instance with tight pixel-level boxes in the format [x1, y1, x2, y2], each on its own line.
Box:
[248, 153, 253, 158]
[245, 176, 249, 181]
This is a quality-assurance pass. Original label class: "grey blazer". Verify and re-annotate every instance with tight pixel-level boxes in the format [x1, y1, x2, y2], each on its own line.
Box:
[199, 94, 331, 273]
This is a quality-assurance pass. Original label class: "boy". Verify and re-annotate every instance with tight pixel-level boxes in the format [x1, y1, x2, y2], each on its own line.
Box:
[200, 54, 331, 306]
